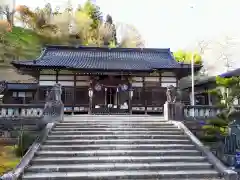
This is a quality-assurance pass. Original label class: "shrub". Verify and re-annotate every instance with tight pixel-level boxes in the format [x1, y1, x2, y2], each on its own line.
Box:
[15, 132, 35, 157]
[200, 116, 229, 143]
[199, 135, 218, 142]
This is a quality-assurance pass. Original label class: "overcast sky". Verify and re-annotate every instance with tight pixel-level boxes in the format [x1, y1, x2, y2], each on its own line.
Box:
[13, 0, 240, 50]
[4, 0, 240, 75]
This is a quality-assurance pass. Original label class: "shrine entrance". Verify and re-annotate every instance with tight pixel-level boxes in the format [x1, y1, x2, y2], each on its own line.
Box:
[91, 75, 131, 114]
[106, 87, 116, 105]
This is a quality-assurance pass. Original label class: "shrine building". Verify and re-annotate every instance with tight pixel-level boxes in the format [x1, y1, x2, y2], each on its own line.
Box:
[10, 45, 200, 114]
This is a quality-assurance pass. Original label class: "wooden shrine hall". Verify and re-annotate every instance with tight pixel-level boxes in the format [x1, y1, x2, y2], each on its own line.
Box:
[11, 45, 200, 114]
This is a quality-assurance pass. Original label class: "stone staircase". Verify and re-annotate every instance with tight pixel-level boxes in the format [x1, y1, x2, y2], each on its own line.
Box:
[22, 115, 224, 180]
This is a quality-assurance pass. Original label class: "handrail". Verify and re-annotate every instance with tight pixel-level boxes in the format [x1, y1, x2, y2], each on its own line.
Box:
[0, 123, 55, 180]
[172, 120, 237, 180]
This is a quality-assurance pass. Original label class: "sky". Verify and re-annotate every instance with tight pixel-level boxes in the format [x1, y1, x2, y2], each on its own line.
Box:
[12, 0, 240, 50]
[3, 0, 240, 75]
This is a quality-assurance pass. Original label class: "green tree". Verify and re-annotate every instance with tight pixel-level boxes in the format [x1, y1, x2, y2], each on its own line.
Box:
[201, 76, 240, 142]
[80, 0, 102, 29]
[173, 50, 202, 65]
[4, 27, 41, 61]
[15, 1, 144, 48]
[0, 23, 41, 65]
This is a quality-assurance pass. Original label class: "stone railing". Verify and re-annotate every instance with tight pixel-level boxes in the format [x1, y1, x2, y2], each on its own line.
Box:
[0, 84, 64, 180]
[172, 120, 238, 180]
[0, 104, 44, 129]
[0, 104, 44, 118]
[164, 101, 240, 171]
[183, 105, 223, 120]
[164, 102, 228, 121]
[169, 104, 240, 121]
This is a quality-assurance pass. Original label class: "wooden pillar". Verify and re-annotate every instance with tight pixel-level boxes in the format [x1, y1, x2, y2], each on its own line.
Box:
[143, 76, 147, 114]
[73, 73, 77, 114]
[35, 70, 40, 102]
[35, 86, 40, 102]
[128, 75, 132, 114]
[88, 77, 93, 115]
[56, 70, 59, 83]
[159, 72, 162, 114]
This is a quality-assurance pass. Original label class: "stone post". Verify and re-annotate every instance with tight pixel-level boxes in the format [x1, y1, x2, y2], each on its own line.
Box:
[164, 101, 184, 121]
[164, 102, 170, 121]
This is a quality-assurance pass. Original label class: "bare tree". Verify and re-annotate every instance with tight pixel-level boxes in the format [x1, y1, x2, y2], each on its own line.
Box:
[214, 36, 236, 71]
[116, 22, 145, 48]
[0, 0, 16, 26]
[200, 35, 239, 76]
[195, 40, 211, 75]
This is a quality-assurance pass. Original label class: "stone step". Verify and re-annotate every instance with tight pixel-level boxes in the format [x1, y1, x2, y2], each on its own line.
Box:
[63, 117, 166, 121]
[26, 162, 213, 173]
[53, 127, 179, 131]
[44, 139, 191, 145]
[50, 130, 183, 135]
[36, 149, 202, 157]
[62, 121, 169, 124]
[58, 122, 172, 126]
[66, 120, 169, 123]
[22, 116, 223, 180]
[40, 144, 195, 151]
[47, 134, 188, 140]
[31, 156, 207, 165]
[57, 121, 172, 124]
[54, 125, 176, 129]
[22, 170, 220, 180]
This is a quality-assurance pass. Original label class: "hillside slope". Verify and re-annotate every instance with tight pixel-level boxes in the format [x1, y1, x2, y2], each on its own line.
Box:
[0, 27, 41, 82]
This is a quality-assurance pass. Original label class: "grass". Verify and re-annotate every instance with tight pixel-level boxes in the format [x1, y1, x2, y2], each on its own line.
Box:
[0, 145, 21, 176]
[0, 26, 42, 81]
[0, 26, 42, 66]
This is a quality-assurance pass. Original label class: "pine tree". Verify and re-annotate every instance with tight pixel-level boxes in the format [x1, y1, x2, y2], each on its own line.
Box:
[201, 76, 240, 142]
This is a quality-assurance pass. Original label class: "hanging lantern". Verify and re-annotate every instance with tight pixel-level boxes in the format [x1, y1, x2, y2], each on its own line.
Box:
[94, 83, 102, 91]
[121, 84, 128, 91]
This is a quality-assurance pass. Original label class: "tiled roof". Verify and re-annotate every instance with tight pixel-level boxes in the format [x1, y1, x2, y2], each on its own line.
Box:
[180, 68, 240, 89]
[7, 83, 38, 90]
[219, 68, 240, 78]
[12, 45, 199, 72]
[179, 76, 216, 89]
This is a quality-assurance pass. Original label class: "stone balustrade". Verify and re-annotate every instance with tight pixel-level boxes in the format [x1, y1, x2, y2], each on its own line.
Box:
[183, 105, 223, 120]
[0, 104, 45, 129]
[0, 104, 44, 119]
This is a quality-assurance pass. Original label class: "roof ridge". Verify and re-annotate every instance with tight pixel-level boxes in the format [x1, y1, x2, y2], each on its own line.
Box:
[45, 45, 171, 53]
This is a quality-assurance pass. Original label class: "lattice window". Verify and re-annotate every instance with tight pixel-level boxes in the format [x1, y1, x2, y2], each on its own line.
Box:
[75, 87, 88, 105]
[93, 89, 105, 106]
[61, 87, 73, 105]
[145, 87, 165, 106]
[132, 88, 143, 105]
